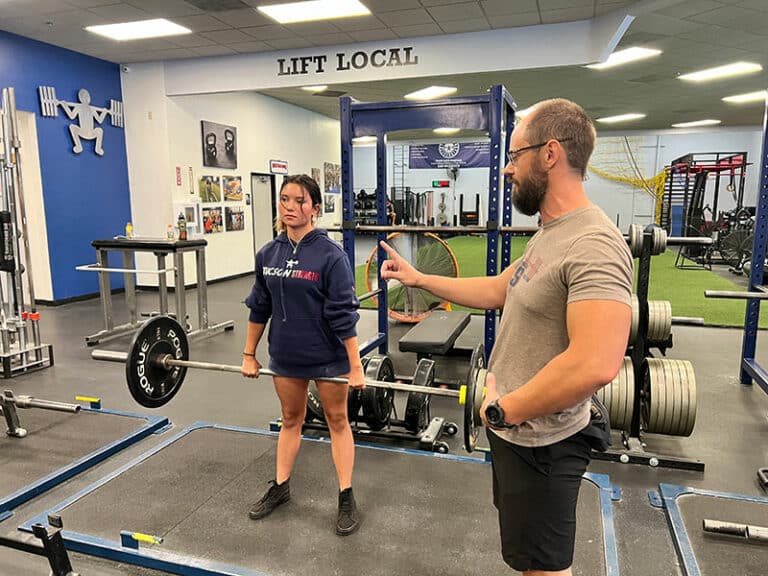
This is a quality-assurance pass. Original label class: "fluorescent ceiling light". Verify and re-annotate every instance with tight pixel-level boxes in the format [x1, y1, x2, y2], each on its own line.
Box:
[301, 85, 328, 93]
[434, 127, 460, 135]
[404, 86, 457, 100]
[85, 18, 191, 41]
[257, 0, 370, 24]
[596, 113, 646, 124]
[586, 47, 662, 70]
[671, 119, 721, 128]
[679, 62, 762, 82]
[352, 136, 377, 144]
[722, 90, 767, 104]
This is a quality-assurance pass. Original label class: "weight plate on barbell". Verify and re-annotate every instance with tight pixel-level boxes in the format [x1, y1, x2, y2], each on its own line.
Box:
[463, 342, 485, 452]
[404, 358, 436, 433]
[361, 355, 395, 431]
[596, 357, 634, 431]
[125, 315, 188, 408]
[629, 224, 643, 259]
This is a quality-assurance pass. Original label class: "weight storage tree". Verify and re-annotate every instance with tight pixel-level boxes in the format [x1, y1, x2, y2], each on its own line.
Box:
[0, 86, 53, 377]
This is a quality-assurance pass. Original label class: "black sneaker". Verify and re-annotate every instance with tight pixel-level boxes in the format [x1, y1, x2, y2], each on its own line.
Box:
[336, 487, 361, 536]
[249, 479, 290, 520]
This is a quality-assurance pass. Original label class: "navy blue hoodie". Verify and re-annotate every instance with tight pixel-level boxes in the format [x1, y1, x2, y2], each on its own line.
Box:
[245, 229, 360, 378]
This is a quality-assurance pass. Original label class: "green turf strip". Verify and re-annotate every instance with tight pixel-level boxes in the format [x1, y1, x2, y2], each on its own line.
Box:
[355, 234, 761, 328]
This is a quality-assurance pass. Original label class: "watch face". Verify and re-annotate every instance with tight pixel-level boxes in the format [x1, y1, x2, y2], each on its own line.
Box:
[485, 402, 502, 425]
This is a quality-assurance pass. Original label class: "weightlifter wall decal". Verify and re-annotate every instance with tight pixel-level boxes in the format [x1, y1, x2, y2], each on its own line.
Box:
[38, 86, 124, 156]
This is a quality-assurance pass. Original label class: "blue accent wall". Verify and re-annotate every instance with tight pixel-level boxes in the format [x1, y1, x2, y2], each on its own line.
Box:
[0, 30, 130, 300]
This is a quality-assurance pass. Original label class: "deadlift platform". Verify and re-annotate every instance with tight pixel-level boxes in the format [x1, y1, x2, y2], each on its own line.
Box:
[652, 483, 768, 576]
[18, 422, 621, 576]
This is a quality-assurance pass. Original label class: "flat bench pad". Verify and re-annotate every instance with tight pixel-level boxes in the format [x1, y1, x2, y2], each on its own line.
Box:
[399, 310, 471, 355]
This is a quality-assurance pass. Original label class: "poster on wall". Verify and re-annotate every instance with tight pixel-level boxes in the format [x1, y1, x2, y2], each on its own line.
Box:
[323, 162, 340, 193]
[199, 175, 221, 203]
[225, 206, 245, 231]
[311, 167, 321, 187]
[409, 142, 490, 169]
[202, 206, 223, 234]
[222, 175, 243, 201]
[201, 120, 237, 169]
[323, 194, 336, 215]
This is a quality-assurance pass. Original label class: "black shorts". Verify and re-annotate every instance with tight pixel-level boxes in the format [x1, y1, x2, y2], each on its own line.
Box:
[486, 429, 592, 572]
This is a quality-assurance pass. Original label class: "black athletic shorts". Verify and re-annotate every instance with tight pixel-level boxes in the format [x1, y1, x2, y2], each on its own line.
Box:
[486, 428, 592, 572]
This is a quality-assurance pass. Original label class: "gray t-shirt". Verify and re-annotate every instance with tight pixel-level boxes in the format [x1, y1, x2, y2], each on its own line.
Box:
[488, 204, 633, 447]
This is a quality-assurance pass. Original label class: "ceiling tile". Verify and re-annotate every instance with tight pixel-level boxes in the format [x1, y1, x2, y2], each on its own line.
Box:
[265, 37, 314, 49]
[240, 24, 294, 40]
[480, 0, 538, 15]
[200, 29, 255, 43]
[439, 18, 491, 33]
[331, 15, 387, 31]
[540, 6, 594, 23]
[360, 0, 423, 12]
[169, 14, 231, 32]
[539, 0, 593, 10]
[190, 45, 237, 56]
[489, 12, 540, 27]
[168, 34, 217, 47]
[427, 2, 485, 22]
[656, 0, 726, 19]
[121, 47, 198, 62]
[87, 3, 154, 21]
[282, 21, 341, 35]
[377, 9, 435, 27]
[737, 0, 768, 11]
[228, 40, 272, 53]
[392, 23, 444, 37]
[305, 32, 355, 46]
[348, 29, 399, 42]
[65, 0, 124, 7]
[123, 0, 205, 17]
[206, 8, 272, 28]
[625, 13, 705, 36]
[687, 6, 763, 25]
[595, 2, 632, 16]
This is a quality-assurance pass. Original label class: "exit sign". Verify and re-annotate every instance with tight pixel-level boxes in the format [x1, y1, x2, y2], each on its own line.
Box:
[432, 180, 450, 188]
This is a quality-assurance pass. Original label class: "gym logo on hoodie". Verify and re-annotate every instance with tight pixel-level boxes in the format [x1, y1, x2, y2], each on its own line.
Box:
[263, 266, 320, 282]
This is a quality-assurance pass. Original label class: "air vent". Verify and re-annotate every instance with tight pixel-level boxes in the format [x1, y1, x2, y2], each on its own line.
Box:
[184, 0, 251, 11]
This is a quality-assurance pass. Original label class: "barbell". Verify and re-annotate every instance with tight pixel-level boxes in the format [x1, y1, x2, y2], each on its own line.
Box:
[91, 315, 488, 452]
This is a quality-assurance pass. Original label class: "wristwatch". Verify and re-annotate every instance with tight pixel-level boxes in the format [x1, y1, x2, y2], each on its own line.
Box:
[484, 399, 516, 429]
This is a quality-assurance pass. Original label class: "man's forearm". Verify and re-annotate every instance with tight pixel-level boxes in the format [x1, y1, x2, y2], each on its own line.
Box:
[418, 274, 505, 310]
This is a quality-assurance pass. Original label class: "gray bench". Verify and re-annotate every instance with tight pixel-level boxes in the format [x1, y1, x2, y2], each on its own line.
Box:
[399, 310, 471, 358]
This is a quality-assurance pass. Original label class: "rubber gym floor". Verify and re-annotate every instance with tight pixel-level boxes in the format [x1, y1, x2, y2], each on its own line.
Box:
[1, 274, 767, 575]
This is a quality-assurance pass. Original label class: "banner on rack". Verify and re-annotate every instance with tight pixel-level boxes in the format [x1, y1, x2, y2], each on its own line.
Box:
[409, 142, 490, 169]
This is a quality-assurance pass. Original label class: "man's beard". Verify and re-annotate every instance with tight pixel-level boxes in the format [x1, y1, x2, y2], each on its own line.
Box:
[511, 161, 548, 216]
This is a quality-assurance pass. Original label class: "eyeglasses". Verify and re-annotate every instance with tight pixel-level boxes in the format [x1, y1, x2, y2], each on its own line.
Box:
[506, 138, 572, 166]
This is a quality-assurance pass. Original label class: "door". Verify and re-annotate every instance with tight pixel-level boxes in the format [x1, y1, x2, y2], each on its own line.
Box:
[250, 173, 277, 259]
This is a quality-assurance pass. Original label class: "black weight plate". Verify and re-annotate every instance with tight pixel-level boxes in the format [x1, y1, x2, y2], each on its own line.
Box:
[404, 358, 435, 433]
[464, 342, 485, 452]
[361, 355, 394, 431]
[126, 315, 188, 408]
[305, 382, 325, 423]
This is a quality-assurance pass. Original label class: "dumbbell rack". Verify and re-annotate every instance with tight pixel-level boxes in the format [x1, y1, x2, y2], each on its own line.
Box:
[592, 224, 704, 471]
[0, 87, 54, 378]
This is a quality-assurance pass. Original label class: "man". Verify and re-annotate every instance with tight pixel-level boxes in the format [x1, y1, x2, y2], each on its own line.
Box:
[380, 99, 632, 575]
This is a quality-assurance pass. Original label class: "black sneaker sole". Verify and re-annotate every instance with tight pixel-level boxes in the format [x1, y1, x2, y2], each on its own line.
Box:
[336, 516, 361, 536]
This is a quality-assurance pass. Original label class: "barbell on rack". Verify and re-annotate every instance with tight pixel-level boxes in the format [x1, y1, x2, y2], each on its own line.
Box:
[91, 316, 488, 452]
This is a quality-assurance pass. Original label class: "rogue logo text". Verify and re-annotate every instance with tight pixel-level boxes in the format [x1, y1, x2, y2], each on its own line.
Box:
[277, 47, 419, 76]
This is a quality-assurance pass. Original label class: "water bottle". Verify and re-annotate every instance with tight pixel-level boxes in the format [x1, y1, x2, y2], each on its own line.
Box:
[125, 222, 133, 238]
[167, 224, 175, 240]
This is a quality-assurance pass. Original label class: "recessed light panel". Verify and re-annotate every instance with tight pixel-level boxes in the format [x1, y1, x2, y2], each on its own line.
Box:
[85, 19, 191, 41]
[257, 0, 370, 24]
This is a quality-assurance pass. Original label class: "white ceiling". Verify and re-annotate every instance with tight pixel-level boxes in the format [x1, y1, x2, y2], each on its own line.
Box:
[1, 0, 767, 130]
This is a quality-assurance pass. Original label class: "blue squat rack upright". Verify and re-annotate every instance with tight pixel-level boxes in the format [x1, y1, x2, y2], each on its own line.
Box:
[338, 85, 517, 359]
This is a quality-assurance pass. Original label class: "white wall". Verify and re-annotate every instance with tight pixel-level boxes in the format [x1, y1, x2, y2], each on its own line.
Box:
[122, 63, 340, 287]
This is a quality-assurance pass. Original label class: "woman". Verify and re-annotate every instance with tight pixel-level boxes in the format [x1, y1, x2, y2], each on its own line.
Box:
[241, 174, 364, 536]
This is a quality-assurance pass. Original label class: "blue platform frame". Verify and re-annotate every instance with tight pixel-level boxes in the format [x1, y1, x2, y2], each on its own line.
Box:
[739, 96, 768, 390]
[19, 421, 622, 576]
[652, 483, 768, 576]
[0, 406, 169, 522]
[340, 85, 517, 359]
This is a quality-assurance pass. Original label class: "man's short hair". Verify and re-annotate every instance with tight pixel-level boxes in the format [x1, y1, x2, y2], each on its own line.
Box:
[524, 99, 596, 178]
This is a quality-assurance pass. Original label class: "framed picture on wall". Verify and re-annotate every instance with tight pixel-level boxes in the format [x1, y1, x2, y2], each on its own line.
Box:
[225, 206, 245, 231]
[202, 206, 223, 234]
[201, 120, 237, 169]
[311, 167, 321, 188]
[323, 162, 340, 194]
[222, 175, 243, 201]
[199, 175, 221, 203]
